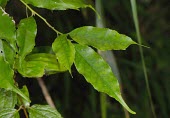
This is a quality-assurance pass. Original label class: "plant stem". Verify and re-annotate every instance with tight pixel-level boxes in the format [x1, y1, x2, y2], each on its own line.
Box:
[37, 77, 56, 109]
[20, 0, 62, 35]
[130, 0, 157, 118]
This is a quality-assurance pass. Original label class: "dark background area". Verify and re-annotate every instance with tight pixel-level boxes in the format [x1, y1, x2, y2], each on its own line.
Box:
[5, 0, 170, 117]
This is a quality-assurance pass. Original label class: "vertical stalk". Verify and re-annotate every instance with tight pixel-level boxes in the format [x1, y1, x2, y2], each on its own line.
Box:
[130, 0, 157, 118]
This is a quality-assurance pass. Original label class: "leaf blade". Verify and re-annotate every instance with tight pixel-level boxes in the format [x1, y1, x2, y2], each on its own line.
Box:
[0, 7, 16, 50]
[28, 105, 62, 118]
[16, 17, 37, 59]
[22, 0, 91, 10]
[70, 26, 137, 50]
[0, 108, 19, 118]
[52, 34, 75, 73]
[74, 44, 135, 114]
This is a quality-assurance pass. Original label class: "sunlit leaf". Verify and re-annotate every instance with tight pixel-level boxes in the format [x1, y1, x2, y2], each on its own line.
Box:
[52, 34, 75, 73]
[0, 108, 19, 118]
[0, 88, 17, 108]
[74, 44, 135, 114]
[69, 26, 137, 50]
[22, 0, 92, 10]
[16, 17, 37, 59]
[0, 7, 16, 51]
[28, 104, 62, 118]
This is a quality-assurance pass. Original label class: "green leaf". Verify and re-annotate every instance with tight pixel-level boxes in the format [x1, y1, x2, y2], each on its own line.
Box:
[28, 104, 62, 118]
[22, 0, 92, 10]
[0, 7, 16, 51]
[74, 44, 135, 114]
[18, 86, 30, 107]
[16, 17, 36, 59]
[0, 56, 30, 102]
[0, 39, 15, 68]
[69, 26, 137, 50]
[17, 53, 67, 77]
[0, 0, 8, 8]
[52, 34, 75, 73]
[0, 108, 19, 118]
[0, 88, 17, 108]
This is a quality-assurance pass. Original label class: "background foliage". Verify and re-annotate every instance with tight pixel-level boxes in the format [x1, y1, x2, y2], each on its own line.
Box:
[2, 0, 170, 118]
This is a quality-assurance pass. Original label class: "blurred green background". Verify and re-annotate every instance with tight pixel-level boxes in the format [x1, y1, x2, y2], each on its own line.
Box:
[5, 0, 170, 117]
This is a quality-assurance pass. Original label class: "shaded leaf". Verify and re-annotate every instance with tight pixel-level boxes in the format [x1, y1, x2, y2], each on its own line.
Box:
[52, 34, 75, 73]
[0, 108, 19, 118]
[17, 53, 67, 77]
[0, 7, 16, 51]
[28, 104, 62, 118]
[69, 26, 136, 50]
[74, 44, 135, 114]
[22, 0, 92, 10]
[0, 88, 17, 108]
[0, 0, 8, 8]
[0, 39, 15, 68]
[0, 56, 30, 102]
[16, 17, 36, 59]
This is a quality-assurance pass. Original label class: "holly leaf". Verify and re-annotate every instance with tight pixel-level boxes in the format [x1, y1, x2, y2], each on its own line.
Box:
[69, 26, 137, 50]
[0, 0, 9, 8]
[74, 44, 135, 114]
[16, 17, 37, 59]
[52, 34, 75, 73]
[28, 105, 62, 118]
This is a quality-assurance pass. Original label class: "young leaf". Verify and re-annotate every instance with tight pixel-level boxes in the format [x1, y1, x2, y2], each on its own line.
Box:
[69, 26, 137, 50]
[0, 88, 17, 108]
[0, 39, 15, 68]
[0, 56, 30, 102]
[0, 108, 19, 118]
[16, 17, 37, 59]
[28, 104, 62, 118]
[52, 34, 75, 73]
[0, 7, 16, 51]
[74, 44, 135, 114]
[22, 0, 92, 10]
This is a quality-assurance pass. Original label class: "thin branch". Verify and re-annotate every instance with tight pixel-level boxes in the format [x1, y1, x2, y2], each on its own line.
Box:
[37, 77, 56, 109]
[20, 0, 62, 35]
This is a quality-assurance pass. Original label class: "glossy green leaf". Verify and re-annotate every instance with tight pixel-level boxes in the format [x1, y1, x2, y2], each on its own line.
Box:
[0, 56, 30, 102]
[0, 88, 17, 108]
[0, 39, 15, 68]
[74, 44, 135, 114]
[28, 104, 62, 118]
[69, 26, 137, 50]
[16, 17, 36, 59]
[22, 0, 92, 10]
[0, 108, 19, 118]
[52, 34, 75, 73]
[0, 7, 16, 50]
[0, 0, 8, 8]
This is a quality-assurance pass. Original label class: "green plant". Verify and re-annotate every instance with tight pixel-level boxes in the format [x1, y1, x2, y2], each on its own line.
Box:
[0, 0, 137, 117]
